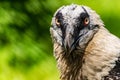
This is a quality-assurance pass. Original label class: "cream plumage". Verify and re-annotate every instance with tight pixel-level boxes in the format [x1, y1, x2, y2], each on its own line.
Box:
[50, 4, 120, 80]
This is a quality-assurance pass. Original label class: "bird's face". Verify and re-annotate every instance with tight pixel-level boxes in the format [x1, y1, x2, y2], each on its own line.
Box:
[50, 4, 104, 53]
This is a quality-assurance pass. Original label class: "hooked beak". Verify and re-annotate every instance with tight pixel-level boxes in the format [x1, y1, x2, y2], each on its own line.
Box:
[63, 27, 80, 53]
[64, 34, 74, 53]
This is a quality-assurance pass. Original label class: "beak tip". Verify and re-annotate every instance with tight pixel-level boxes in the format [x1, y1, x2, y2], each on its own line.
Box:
[64, 42, 75, 54]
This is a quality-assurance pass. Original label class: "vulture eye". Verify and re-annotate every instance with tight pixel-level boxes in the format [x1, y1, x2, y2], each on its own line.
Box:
[84, 17, 89, 26]
[55, 18, 61, 26]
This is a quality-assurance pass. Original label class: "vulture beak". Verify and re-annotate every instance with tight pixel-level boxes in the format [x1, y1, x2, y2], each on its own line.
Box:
[64, 33, 74, 53]
[63, 25, 79, 53]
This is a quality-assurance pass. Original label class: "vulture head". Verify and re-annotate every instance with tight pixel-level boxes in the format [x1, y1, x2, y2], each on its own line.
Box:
[50, 4, 104, 54]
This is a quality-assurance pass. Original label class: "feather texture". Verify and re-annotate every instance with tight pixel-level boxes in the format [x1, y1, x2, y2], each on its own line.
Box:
[50, 4, 120, 80]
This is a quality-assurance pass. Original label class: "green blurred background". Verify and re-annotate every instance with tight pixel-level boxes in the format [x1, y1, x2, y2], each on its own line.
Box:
[0, 0, 120, 80]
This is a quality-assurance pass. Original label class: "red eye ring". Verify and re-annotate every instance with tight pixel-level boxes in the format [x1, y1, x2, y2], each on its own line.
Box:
[55, 18, 60, 26]
[84, 17, 89, 26]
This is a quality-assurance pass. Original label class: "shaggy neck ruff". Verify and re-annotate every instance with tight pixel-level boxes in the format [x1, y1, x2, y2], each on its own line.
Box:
[53, 27, 99, 80]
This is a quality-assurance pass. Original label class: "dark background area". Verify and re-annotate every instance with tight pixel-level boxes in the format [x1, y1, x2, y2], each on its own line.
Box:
[0, 0, 120, 80]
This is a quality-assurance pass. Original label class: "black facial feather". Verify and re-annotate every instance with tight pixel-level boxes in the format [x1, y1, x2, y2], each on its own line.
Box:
[81, 6, 89, 15]
[55, 12, 66, 40]
[74, 12, 90, 42]
[55, 12, 63, 27]
[77, 12, 90, 30]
